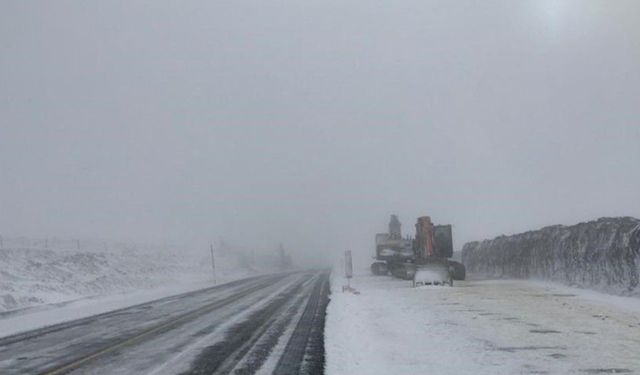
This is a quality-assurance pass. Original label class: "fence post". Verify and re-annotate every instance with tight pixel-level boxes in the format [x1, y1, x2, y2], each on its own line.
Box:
[345, 250, 353, 289]
[210, 244, 217, 285]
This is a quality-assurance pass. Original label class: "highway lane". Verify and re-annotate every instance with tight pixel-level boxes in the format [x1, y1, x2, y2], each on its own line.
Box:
[0, 271, 330, 375]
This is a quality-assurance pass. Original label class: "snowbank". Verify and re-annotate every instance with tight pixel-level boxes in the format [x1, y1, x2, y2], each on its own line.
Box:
[462, 217, 640, 296]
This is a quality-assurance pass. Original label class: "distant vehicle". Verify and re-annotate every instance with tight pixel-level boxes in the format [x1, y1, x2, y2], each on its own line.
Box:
[371, 215, 466, 286]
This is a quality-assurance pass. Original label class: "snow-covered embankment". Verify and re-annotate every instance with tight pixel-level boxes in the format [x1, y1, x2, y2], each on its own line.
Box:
[462, 217, 640, 296]
[0, 240, 278, 313]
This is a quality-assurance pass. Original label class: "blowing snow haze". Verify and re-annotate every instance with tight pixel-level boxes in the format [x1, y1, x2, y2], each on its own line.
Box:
[1, 1, 639, 265]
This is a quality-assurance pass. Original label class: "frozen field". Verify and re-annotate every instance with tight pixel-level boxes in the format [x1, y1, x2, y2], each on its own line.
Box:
[326, 273, 640, 375]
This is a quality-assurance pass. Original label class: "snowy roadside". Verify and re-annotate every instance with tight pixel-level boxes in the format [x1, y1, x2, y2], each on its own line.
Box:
[0, 267, 275, 339]
[0, 243, 285, 337]
[325, 270, 640, 375]
[0, 247, 213, 312]
[0, 279, 215, 338]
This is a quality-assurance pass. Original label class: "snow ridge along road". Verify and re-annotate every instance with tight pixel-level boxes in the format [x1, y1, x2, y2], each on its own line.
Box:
[0, 271, 330, 375]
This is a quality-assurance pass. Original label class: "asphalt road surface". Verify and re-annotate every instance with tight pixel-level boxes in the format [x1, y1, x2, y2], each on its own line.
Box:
[0, 271, 330, 375]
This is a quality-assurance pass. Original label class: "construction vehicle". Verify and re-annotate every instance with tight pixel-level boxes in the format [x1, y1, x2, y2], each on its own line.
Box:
[371, 215, 466, 286]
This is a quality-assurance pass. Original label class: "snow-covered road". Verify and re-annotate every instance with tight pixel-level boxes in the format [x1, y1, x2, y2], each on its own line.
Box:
[0, 271, 330, 375]
[326, 274, 640, 375]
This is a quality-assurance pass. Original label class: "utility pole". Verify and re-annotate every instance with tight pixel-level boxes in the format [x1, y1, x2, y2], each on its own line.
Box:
[210, 244, 217, 285]
[0, 235, 3, 249]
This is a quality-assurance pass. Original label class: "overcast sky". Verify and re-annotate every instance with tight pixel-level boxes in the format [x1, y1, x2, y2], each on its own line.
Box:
[1, 1, 639, 263]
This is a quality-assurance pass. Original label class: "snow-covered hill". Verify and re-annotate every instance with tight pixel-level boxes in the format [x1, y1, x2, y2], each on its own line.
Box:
[462, 217, 640, 296]
[0, 240, 285, 312]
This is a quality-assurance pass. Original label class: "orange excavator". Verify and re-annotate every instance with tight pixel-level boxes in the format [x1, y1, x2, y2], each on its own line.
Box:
[371, 215, 466, 286]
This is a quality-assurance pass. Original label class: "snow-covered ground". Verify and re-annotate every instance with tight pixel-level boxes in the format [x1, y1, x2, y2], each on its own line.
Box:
[0, 248, 208, 312]
[326, 271, 640, 375]
[0, 238, 286, 336]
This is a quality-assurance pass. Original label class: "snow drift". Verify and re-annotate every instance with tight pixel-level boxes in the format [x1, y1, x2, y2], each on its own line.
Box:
[462, 217, 640, 296]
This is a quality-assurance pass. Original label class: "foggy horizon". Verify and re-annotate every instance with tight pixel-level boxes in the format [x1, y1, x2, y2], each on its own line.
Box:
[2, 1, 639, 265]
